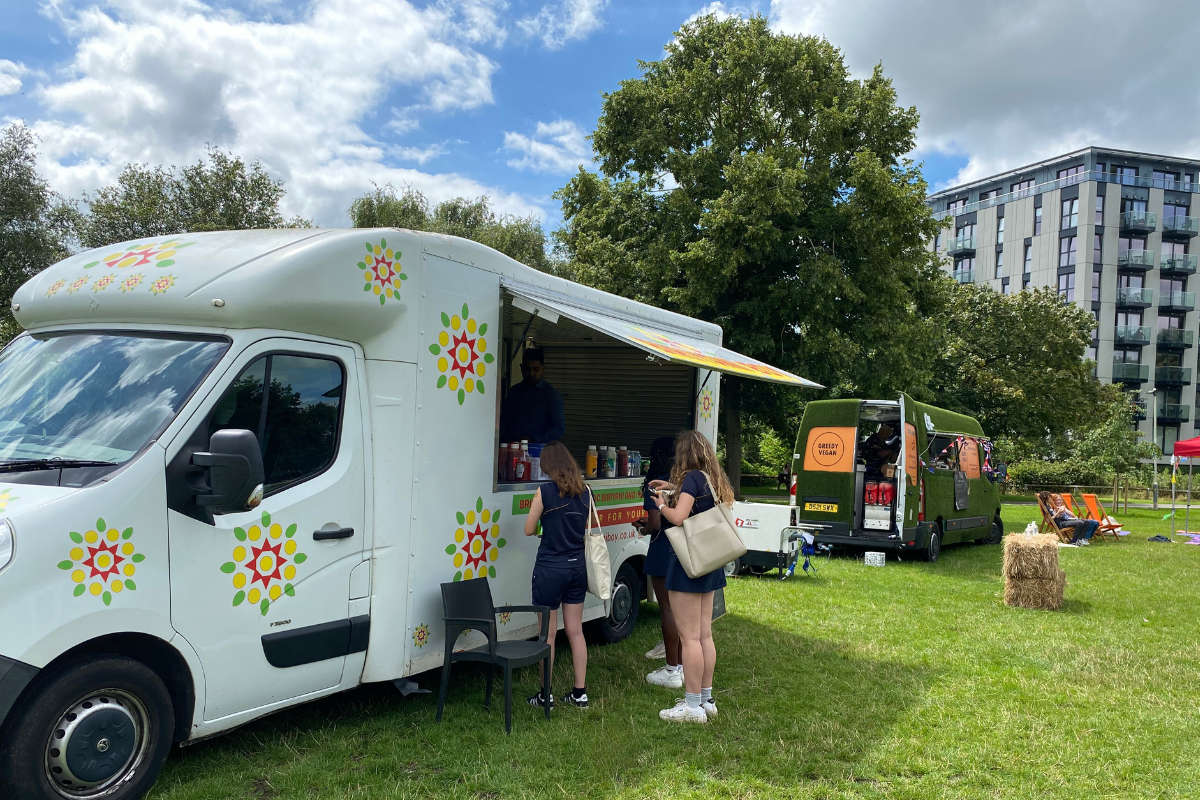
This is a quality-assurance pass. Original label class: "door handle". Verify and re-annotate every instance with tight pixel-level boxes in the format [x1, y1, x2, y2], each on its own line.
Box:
[314, 527, 355, 541]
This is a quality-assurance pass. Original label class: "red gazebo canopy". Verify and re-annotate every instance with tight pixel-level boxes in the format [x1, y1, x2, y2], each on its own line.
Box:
[1174, 436, 1200, 458]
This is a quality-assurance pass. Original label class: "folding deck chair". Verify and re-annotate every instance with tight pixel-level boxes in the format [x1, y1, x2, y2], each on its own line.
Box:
[1036, 494, 1076, 544]
[1080, 493, 1123, 542]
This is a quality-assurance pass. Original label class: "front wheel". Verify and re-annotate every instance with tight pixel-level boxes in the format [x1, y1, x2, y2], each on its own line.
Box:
[0, 655, 174, 800]
[979, 519, 1003, 546]
[923, 526, 942, 563]
[585, 561, 641, 644]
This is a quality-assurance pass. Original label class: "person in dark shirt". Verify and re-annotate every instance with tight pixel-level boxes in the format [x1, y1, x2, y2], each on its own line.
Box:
[860, 423, 900, 479]
[500, 348, 565, 444]
[632, 436, 681, 688]
[522, 441, 591, 709]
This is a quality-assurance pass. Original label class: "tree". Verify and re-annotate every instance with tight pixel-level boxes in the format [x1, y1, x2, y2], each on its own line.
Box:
[348, 184, 555, 273]
[930, 284, 1115, 443]
[0, 123, 74, 342]
[78, 145, 310, 249]
[554, 14, 946, 495]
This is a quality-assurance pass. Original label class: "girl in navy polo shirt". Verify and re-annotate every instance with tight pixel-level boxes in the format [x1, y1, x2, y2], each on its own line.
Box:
[650, 430, 734, 723]
[522, 441, 591, 709]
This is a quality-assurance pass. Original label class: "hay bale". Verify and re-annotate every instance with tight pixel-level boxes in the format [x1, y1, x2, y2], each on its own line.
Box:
[1002, 533, 1060, 579]
[1004, 568, 1066, 610]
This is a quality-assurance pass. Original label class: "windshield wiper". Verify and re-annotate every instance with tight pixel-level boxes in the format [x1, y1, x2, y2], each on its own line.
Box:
[0, 458, 120, 473]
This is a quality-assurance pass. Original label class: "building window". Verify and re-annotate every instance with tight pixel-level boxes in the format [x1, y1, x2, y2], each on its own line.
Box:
[954, 257, 975, 282]
[1094, 233, 1102, 264]
[1154, 170, 1181, 190]
[1024, 244, 1032, 273]
[997, 216, 1004, 245]
[1002, 281, 1012, 295]
[1058, 271, 1075, 301]
[955, 223, 975, 243]
[1095, 195, 1105, 225]
[934, 231, 942, 251]
[1164, 203, 1189, 222]
[948, 198, 967, 212]
[1113, 347, 1140, 364]
[1113, 165, 1137, 185]
[995, 250, 1004, 278]
[1092, 267, 1102, 302]
[979, 189, 998, 201]
[1011, 179, 1034, 196]
[1060, 235, 1077, 267]
[1034, 206, 1043, 235]
[1057, 165, 1085, 184]
[1022, 275, 1031, 290]
[1095, 162, 1105, 175]
[1061, 198, 1079, 229]
[1085, 345, 1097, 362]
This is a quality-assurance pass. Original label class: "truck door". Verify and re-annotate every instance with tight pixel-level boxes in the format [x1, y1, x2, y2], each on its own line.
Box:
[791, 399, 860, 533]
[167, 339, 366, 722]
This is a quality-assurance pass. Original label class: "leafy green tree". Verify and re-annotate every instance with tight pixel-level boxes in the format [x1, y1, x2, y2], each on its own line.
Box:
[348, 184, 555, 273]
[78, 145, 310, 249]
[554, 14, 946, 495]
[0, 123, 74, 342]
[930, 284, 1114, 442]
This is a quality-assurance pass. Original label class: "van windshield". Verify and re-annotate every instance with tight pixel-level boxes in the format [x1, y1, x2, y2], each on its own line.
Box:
[0, 332, 228, 466]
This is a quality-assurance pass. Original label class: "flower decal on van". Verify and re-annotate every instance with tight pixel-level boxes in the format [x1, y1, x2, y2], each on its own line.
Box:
[91, 274, 117, 293]
[45, 279, 67, 297]
[221, 510, 306, 616]
[358, 238, 408, 305]
[413, 624, 430, 648]
[698, 387, 714, 421]
[0, 488, 17, 511]
[119, 273, 145, 293]
[430, 304, 493, 405]
[58, 518, 143, 606]
[149, 275, 176, 295]
[446, 497, 505, 581]
[82, 238, 193, 270]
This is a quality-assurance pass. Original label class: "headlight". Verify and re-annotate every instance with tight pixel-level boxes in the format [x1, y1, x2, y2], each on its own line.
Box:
[0, 519, 13, 571]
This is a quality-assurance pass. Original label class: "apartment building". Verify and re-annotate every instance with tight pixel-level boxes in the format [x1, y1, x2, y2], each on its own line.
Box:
[927, 148, 1200, 454]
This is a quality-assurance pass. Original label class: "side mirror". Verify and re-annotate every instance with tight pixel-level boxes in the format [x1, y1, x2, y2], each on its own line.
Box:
[989, 462, 1008, 483]
[193, 429, 265, 514]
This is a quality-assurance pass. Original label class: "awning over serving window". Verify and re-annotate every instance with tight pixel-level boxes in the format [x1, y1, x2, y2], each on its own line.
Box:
[502, 279, 822, 388]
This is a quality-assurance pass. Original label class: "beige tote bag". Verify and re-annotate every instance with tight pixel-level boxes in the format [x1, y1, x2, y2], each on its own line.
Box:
[665, 471, 747, 579]
[584, 490, 612, 601]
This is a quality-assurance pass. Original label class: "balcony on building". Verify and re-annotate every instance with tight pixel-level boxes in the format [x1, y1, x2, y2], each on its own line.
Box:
[1157, 328, 1195, 350]
[1155, 365, 1192, 386]
[1162, 215, 1200, 240]
[1131, 399, 1147, 421]
[1117, 250, 1156, 271]
[1159, 290, 1196, 314]
[1116, 287, 1153, 309]
[1120, 210, 1157, 234]
[947, 236, 976, 257]
[1161, 253, 1198, 277]
[1112, 362, 1149, 384]
[952, 269, 974, 284]
[1157, 403, 1191, 424]
[1114, 325, 1152, 347]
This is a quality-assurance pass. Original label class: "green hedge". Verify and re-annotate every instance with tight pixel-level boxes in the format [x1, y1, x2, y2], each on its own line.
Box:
[1007, 459, 1103, 487]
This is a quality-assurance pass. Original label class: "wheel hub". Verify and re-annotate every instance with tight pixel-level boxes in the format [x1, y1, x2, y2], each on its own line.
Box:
[609, 581, 632, 624]
[46, 690, 146, 797]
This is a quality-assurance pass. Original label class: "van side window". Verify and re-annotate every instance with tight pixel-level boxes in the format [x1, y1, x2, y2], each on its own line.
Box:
[209, 354, 345, 495]
[928, 435, 958, 470]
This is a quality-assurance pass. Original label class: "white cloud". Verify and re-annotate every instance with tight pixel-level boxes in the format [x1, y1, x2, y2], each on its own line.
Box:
[518, 0, 607, 50]
[770, 0, 1200, 189]
[0, 60, 29, 96]
[685, 2, 754, 24]
[22, 0, 542, 225]
[503, 119, 591, 174]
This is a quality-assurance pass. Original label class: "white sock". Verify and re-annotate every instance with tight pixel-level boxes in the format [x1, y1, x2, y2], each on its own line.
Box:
[700, 687, 712, 703]
[666, 664, 682, 674]
[685, 692, 702, 709]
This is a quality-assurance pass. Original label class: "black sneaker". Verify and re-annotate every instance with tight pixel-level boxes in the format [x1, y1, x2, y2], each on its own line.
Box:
[526, 691, 554, 708]
[563, 689, 589, 709]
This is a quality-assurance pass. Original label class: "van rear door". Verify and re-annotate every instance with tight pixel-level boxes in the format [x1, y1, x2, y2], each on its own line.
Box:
[791, 400, 860, 535]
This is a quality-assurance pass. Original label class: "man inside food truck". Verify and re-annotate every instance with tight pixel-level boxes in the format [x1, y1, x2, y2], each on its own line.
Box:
[860, 423, 900, 479]
[499, 347, 565, 444]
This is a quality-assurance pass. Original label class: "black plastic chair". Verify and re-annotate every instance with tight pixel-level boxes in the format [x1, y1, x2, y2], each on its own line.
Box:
[435, 578, 552, 734]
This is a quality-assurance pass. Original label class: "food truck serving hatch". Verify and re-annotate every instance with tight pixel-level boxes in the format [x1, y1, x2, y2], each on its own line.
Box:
[501, 278, 823, 389]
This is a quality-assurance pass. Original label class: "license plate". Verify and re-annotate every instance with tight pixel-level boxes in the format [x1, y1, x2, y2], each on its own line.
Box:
[804, 502, 838, 513]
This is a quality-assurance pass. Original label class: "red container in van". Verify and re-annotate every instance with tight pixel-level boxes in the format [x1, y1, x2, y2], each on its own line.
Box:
[864, 481, 879, 505]
[879, 481, 895, 506]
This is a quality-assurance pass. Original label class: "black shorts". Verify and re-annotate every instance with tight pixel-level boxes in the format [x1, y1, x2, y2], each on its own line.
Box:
[532, 564, 587, 609]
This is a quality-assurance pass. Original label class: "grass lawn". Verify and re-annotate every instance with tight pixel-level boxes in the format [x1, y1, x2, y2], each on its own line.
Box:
[147, 504, 1200, 799]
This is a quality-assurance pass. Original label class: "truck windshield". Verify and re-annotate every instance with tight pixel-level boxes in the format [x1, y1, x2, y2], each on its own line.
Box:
[0, 332, 228, 466]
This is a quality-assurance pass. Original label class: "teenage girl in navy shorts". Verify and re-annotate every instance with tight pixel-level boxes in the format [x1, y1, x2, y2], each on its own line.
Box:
[522, 441, 591, 709]
[633, 436, 682, 689]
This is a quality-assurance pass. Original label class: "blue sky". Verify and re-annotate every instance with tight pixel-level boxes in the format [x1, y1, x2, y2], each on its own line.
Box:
[4, 0, 1193, 232]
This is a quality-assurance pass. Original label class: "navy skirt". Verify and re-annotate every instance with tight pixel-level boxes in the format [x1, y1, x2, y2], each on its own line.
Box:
[644, 532, 673, 577]
[663, 533, 728, 594]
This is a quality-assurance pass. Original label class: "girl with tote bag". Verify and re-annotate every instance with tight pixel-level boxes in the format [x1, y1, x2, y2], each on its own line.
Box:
[649, 430, 738, 724]
[522, 441, 594, 710]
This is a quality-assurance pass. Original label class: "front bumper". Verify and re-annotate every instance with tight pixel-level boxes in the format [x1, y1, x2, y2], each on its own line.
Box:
[0, 654, 39, 732]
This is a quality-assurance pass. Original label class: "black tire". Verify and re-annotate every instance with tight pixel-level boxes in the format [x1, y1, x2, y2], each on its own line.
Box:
[0, 655, 174, 800]
[979, 518, 1004, 546]
[923, 526, 942, 563]
[584, 561, 641, 644]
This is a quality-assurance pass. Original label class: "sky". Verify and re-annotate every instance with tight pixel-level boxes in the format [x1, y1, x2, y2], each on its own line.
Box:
[3, 0, 1200, 232]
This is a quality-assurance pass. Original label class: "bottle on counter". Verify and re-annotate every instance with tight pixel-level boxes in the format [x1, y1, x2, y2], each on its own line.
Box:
[514, 440, 530, 482]
[606, 446, 617, 479]
[586, 445, 598, 478]
[499, 443, 509, 481]
[529, 443, 543, 481]
[631, 451, 641, 477]
[597, 446, 607, 478]
[617, 446, 629, 478]
[507, 443, 519, 481]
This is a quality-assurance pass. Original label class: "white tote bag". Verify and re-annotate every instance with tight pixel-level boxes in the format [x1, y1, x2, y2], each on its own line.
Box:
[665, 471, 747, 579]
[584, 490, 612, 601]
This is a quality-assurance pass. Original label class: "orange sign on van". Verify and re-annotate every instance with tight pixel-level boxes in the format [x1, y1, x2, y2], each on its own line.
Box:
[804, 427, 856, 473]
[960, 437, 981, 478]
[905, 423, 918, 484]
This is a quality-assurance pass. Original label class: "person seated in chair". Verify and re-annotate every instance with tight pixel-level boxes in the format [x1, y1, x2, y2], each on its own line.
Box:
[1041, 492, 1098, 545]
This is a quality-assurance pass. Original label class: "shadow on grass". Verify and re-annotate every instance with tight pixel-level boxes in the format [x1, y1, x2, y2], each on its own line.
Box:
[151, 610, 935, 798]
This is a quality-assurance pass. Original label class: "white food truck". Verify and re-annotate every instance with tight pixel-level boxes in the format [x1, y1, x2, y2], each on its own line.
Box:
[0, 229, 816, 799]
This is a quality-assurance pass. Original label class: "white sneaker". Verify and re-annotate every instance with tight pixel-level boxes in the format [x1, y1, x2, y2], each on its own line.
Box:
[646, 666, 683, 688]
[701, 700, 717, 719]
[645, 640, 667, 659]
[659, 698, 707, 723]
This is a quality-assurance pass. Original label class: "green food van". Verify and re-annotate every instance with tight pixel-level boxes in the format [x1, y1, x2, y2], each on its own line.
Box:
[789, 395, 1003, 561]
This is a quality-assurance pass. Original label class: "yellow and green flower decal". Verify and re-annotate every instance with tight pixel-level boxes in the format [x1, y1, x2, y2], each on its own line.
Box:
[413, 623, 430, 648]
[82, 238, 193, 270]
[45, 279, 67, 297]
[0, 487, 17, 512]
[58, 518, 143, 606]
[149, 275, 176, 295]
[699, 386, 714, 421]
[119, 273, 145, 293]
[447, 497, 505, 581]
[430, 304, 493, 405]
[358, 237, 407, 305]
[221, 510, 306, 616]
[498, 612, 512, 625]
[91, 274, 116, 293]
